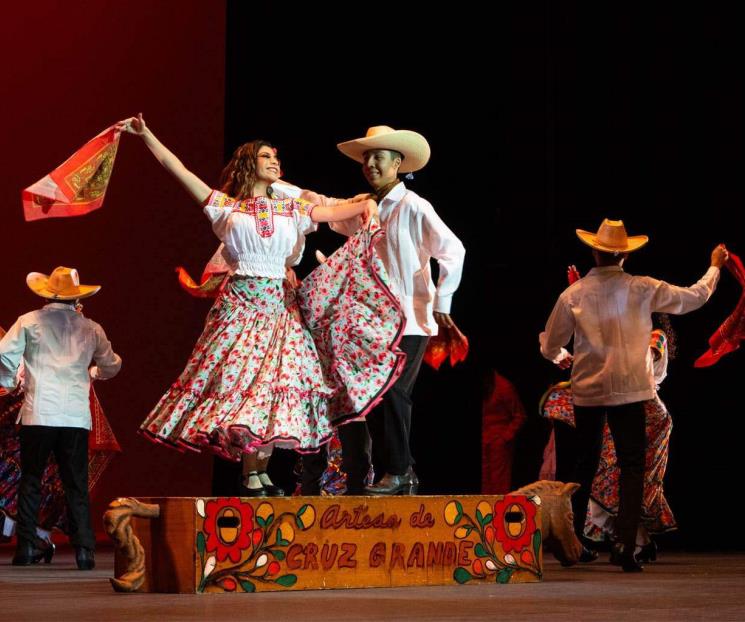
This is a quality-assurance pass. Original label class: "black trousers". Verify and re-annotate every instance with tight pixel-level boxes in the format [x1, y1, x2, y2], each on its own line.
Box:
[212, 456, 241, 496]
[301, 335, 428, 493]
[17, 425, 94, 550]
[301, 421, 372, 494]
[378, 335, 428, 475]
[570, 402, 646, 551]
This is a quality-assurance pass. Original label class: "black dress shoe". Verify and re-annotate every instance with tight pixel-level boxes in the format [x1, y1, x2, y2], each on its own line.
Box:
[635, 541, 657, 563]
[579, 545, 599, 563]
[75, 547, 95, 570]
[257, 472, 285, 497]
[622, 556, 643, 572]
[406, 467, 419, 491]
[240, 483, 268, 497]
[364, 472, 418, 496]
[610, 544, 643, 572]
[12, 539, 55, 566]
[41, 539, 54, 563]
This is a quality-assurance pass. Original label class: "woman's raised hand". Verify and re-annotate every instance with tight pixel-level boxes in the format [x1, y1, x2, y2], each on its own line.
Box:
[112, 113, 211, 204]
[116, 113, 147, 136]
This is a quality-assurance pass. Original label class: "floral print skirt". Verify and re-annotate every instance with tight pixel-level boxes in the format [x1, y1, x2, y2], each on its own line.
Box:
[140, 226, 404, 459]
[584, 395, 676, 539]
[541, 383, 677, 538]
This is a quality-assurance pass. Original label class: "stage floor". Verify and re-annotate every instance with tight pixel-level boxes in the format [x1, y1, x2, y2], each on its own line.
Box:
[1, 546, 744, 621]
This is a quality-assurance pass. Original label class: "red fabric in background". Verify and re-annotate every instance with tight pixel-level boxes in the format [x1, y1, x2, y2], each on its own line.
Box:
[481, 371, 527, 494]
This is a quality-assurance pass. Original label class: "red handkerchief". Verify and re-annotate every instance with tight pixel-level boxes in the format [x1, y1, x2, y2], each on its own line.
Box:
[423, 322, 470, 371]
[88, 387, 121, 453]
[176, 244, 231, 298]
[22, 125, 120, 221]
[695, 252, 745, 367]
[176, 266, 228, 299]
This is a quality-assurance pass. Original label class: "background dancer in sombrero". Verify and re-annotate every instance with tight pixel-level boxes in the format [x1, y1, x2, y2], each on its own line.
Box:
[0, 267, 121, 570]
[119, 114, 404, 498]
[539, 218, 727, 572]
[0, 366, 121, 551]
[541, 311, 678, 564]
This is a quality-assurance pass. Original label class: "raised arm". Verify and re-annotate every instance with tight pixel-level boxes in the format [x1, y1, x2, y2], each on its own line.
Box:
[298, 189, 365, 237]
[650, 244, 728, 314]
[117, 114, 211, 204]
[311, 198, 377, 226]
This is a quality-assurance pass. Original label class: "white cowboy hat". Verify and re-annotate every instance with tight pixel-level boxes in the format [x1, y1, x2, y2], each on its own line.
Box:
[26, 266, 100, 300]
[337, 126, 431, 173]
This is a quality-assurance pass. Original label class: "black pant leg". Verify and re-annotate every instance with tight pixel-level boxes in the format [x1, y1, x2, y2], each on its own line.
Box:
[382, 336, 428, 475]
[338, 421, 371, 494]
[300, 447, 328, 495]
[300, 423, 370, 495]
[606, 402, 646, 551]
[211, 456, 242, 496]
[17, 426, 56, 545]
[570, 406, 606, 539]
[553, 420, 580, 484]
[53, 427, 94, 550]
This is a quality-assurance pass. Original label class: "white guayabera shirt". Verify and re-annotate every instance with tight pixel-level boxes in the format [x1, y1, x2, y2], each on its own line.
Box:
[539, 265, 720, 407]
[0, 303, 121, 429]
[324, 182, 466, 337]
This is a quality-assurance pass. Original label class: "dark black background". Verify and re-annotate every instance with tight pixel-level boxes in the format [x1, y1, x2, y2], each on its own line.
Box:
[226, 3, 744, 549]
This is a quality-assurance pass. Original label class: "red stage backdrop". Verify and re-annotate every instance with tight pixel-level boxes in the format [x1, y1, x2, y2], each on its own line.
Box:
[1, 1, 226, 533]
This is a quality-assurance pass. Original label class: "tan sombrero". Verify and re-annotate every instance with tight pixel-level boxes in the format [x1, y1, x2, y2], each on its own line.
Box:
[576, 219, 648, 254]
[337, 126, 431, 173]
[26, 266, 100, 300]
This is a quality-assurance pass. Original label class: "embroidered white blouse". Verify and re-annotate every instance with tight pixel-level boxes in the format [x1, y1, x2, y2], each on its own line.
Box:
[203, 190, 317, 279]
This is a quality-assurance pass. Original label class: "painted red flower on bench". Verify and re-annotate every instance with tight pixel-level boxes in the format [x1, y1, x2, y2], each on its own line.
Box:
[202, 497, 254, 563]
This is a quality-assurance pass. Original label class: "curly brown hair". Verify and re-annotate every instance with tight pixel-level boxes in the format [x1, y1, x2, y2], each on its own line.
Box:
[219, 140, 275, 199]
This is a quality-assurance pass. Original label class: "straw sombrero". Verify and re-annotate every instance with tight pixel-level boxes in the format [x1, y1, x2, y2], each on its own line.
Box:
[26, 267, 100, 300]
[337, 126, 431, 173]
[576, 219, 648, 254]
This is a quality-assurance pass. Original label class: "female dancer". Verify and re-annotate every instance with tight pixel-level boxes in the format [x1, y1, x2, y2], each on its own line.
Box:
[119, 115, 403, 496]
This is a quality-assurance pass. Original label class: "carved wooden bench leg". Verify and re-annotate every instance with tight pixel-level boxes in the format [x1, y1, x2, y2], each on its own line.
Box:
[103, 497, 161, 592]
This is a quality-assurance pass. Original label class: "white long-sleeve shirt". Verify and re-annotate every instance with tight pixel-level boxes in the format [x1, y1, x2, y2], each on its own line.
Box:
[539, 265, 720, 406]
[0, 303, 121, 429]
[320, 182, 466, 336]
